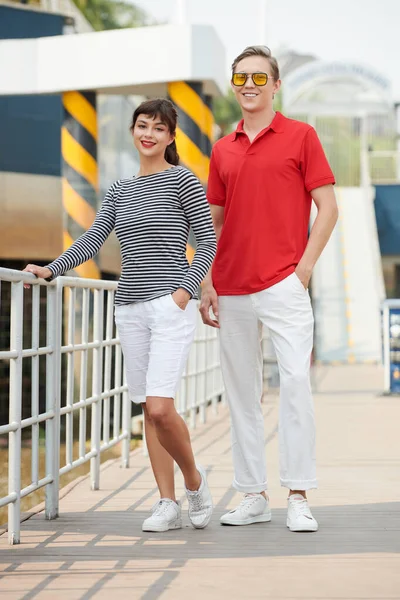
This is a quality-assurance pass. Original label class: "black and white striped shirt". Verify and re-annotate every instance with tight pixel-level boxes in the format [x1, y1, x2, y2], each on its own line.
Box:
[47, 166, 217, 304]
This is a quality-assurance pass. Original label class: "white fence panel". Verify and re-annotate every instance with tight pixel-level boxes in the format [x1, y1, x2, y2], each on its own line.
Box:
[0, 267, 227, 545]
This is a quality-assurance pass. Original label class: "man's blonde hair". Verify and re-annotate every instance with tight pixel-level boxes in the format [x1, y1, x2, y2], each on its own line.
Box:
[232, 46, 280, 80]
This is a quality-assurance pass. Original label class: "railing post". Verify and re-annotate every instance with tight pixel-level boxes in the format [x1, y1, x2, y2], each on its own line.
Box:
[218, 332, 227, 406]
[8, 281, 23, 545]
[198, 319, 207, 424]
[90, 288, 103, 490]
[189, 339, 197, 429]
[209, 327, 218, 415]
[121, 378, 131, 468]
[45, 280, 62, 520]
[103, 291, 114, 446]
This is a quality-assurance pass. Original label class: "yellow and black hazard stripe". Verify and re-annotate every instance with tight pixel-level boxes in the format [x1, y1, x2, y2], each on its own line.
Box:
[168, 81, 213, 185]
[168, 82, 215, 264]
[62, 91, 100, 279]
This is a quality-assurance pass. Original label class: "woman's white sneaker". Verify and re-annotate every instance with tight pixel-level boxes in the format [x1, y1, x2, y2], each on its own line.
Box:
[142, 498, 182, 532]
[287, 494, 318, 532]
[220, 493, 272, 526]
[185, 465, 213, 529]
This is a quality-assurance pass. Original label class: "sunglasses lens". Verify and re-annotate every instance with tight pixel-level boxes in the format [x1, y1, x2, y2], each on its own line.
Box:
[253, 73, 268, 86]
[232, 73, 247, 86]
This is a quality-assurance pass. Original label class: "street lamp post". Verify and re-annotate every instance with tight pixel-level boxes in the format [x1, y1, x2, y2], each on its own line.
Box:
[175, 0, 187, 25]
[258, 0, 268, 45]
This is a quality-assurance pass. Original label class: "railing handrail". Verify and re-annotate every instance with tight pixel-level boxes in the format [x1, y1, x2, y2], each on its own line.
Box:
[0, 267, 55, 286]
[368, 149, 400, 157]
[0, 267, 118, 290]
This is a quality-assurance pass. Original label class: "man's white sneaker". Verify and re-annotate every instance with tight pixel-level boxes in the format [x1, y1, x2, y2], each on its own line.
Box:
[185, 465, 213, 529]
[220, 493, 272, 526]
[142, 498, 182, 532]
[287, 494, 318, 532]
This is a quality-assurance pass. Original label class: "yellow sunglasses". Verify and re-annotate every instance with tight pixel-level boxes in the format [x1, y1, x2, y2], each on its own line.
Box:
[231, 72, 270, 87]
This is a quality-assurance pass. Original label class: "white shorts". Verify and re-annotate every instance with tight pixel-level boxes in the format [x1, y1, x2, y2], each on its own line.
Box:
[115, 294, 197, 404]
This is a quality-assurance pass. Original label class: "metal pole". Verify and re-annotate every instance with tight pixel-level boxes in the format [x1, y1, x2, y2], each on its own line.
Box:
[45, 280, 62, 520]
[359, 113, 369, 188]
[383, 302, 390, 393]
[175, 0, 187, 24]
[258, 0, 268, 44]
[90, 288, 103, 490]
[121, 374, 131, 468]
[395, 102, 400, 181]
[8, 281, 23, 545]
[31, 285, 40, 489]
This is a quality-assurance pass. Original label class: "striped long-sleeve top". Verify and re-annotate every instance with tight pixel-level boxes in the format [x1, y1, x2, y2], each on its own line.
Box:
[46, 166, 217, 305]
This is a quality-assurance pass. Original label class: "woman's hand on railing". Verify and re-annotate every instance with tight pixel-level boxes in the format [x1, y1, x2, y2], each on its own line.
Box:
[22, 265, 52, 289]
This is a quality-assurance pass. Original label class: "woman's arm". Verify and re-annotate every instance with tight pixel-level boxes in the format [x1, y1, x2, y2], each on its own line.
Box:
[175, 169, 217, 304]
[23, 181, 120, 286]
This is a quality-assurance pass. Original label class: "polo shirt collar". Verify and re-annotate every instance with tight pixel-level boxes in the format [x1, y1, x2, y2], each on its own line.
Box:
[232, 111, 286, 141]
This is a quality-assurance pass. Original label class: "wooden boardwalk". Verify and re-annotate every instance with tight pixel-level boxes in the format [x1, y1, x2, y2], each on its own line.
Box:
[1, 365, 399, 599]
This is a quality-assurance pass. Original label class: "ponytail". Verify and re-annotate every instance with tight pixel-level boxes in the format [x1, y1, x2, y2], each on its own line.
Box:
[165, 139, 179, 166]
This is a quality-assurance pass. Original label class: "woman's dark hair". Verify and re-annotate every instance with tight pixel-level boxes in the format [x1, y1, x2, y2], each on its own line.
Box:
[130, 98, 179, 166]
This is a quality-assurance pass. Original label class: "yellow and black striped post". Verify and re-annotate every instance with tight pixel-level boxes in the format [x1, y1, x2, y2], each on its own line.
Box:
[168, 82, 214, 263]
[62, 90, 100, 279]
[168, 81, 211, 186]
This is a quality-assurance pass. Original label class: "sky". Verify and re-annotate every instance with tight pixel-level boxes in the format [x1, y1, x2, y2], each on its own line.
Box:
[132, 0, 399, 99]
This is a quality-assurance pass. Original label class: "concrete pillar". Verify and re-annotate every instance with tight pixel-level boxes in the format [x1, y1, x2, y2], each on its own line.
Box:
[61, 90, 100, 279]
[168, 81, 213, 263]
[168, 81, 210, 186]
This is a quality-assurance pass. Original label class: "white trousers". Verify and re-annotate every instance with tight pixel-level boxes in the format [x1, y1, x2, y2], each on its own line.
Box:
[115, 295, 197, 403]
[218, 272, 316, 492]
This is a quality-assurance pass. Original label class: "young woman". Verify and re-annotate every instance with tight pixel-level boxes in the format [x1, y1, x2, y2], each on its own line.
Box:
[24, 98, 217, 533]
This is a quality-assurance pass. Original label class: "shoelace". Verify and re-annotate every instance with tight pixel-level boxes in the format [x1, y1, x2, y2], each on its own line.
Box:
[187, 491, 203, 512]
[290, 498, 312, 519]
[239, 494, 262, 509]
[151, 499, 174, 517]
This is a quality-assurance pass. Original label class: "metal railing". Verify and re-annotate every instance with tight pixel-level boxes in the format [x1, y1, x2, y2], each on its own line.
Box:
[0, 267, 224, 545]
[367, 149, 400, 184]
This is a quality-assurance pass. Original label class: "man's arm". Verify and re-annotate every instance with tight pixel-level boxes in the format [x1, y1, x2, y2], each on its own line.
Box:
[295, 184, 338, 288]
[200, 205, 224, 327]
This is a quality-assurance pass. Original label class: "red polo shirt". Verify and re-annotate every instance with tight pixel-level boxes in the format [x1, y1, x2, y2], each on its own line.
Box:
[207, 111, 335, 295]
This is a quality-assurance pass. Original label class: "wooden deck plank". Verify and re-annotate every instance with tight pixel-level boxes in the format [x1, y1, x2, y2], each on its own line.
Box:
[0, 365, 399, 599]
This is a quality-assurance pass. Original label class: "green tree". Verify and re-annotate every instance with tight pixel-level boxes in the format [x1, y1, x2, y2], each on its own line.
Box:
[274, 90, 283, 112]
[213, 89, 242, 138]
[72, 0, 150, 31]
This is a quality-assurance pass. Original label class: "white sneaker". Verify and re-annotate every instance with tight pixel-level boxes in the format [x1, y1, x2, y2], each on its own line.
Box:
[287, 494, 318, 532]
[185, 465, 213, 529]
[142, 498, 182, 532]
[220, 493, 272, 526]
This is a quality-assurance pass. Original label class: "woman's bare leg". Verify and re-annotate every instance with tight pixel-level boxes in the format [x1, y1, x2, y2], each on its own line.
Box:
[142, 403, 176, 501]
[146, 397, 201, 491]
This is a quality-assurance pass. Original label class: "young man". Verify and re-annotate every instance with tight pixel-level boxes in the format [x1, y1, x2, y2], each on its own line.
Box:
[200, 46, 338, 532]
